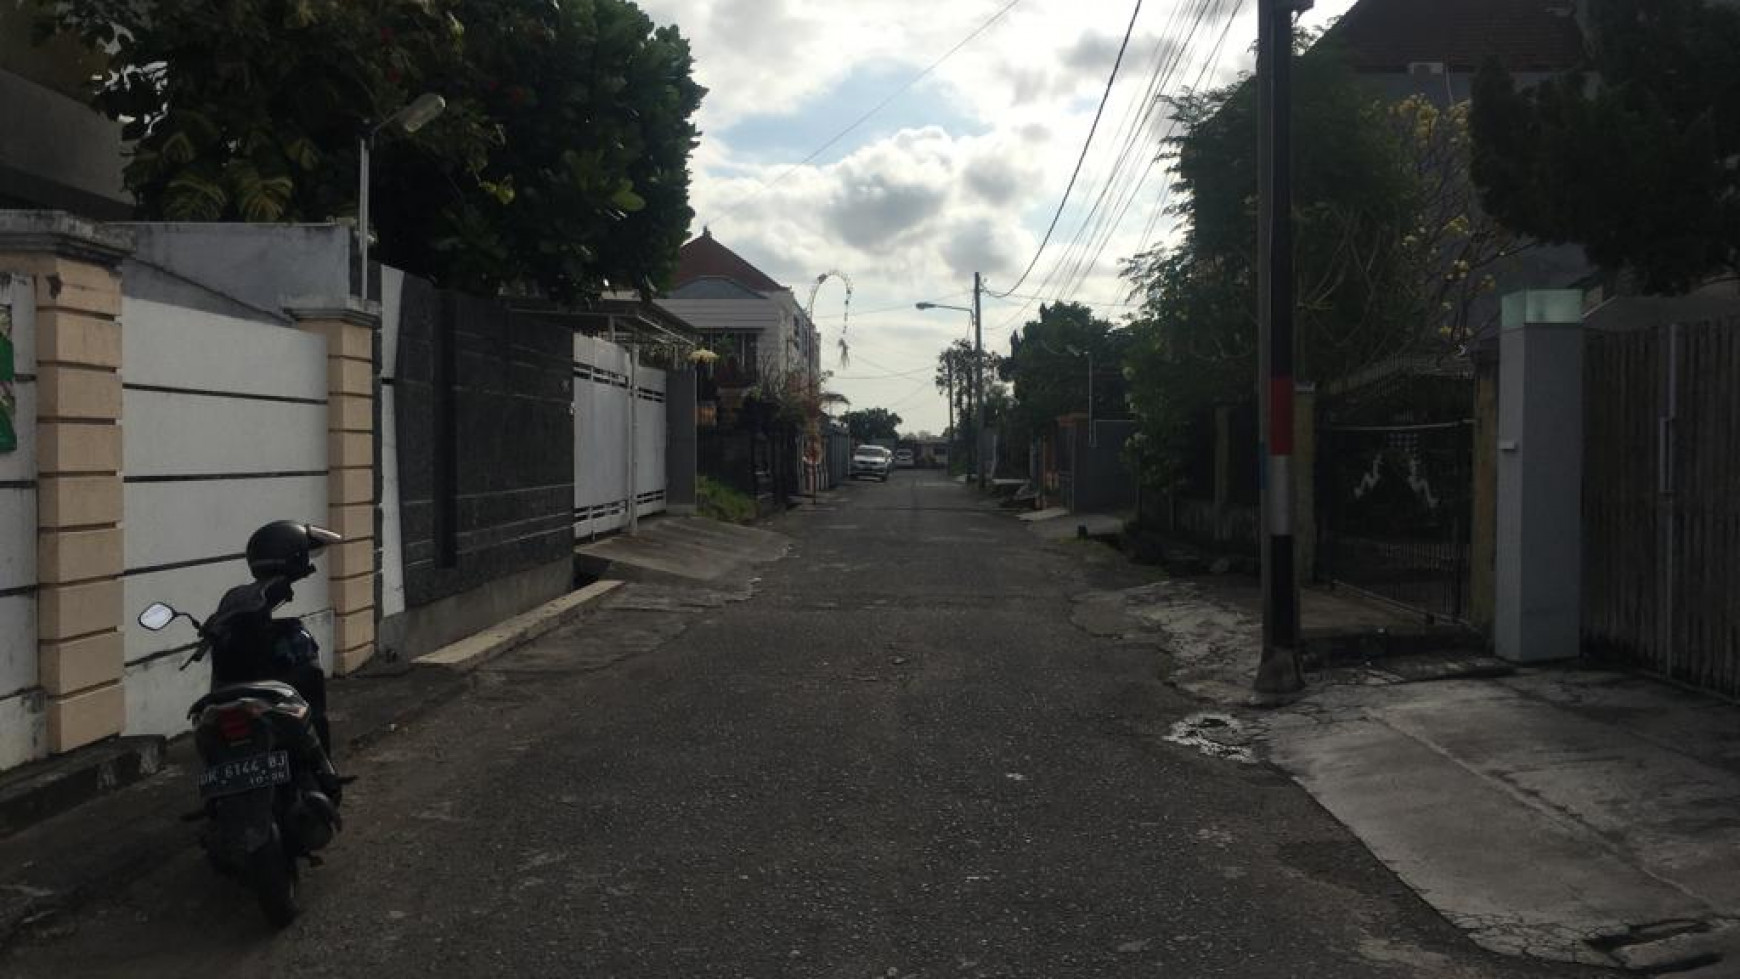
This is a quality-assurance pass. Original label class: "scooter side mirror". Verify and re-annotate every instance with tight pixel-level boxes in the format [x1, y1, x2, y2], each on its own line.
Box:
[139, 602, 177, 631]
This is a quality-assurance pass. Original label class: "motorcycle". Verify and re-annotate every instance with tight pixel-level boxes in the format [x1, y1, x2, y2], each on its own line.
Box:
[138, 575, 345, 927]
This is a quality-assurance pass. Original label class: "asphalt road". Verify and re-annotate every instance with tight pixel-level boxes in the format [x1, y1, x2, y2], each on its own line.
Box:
[1, 470, 1611, 979]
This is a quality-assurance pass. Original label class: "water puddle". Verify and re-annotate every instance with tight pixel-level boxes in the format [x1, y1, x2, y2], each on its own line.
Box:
[1163, 712, 1258, 764]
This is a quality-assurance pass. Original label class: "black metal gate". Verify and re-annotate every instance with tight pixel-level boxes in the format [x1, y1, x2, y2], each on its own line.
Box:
[1317, 420, 1473, 619]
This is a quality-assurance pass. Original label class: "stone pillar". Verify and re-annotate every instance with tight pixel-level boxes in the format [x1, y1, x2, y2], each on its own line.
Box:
[1469, 357, 1500, 633]
[1495, 290, 1585, 663]
[665, 365, 698, 514]
[0, 211, 132, 753]
[1293, 383, 1316, 583]
[290, 302, 378, 675]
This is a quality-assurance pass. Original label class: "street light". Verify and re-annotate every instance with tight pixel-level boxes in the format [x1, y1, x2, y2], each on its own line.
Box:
[358, 93, 447, 302]
[916, 300, 981, 482]
[1065, 343, 1095, 447]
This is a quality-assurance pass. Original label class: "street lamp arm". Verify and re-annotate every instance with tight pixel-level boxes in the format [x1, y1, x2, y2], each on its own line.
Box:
[358, 92, 447, 304]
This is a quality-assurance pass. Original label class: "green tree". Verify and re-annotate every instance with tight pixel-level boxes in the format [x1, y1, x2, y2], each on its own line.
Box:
[933, 338, 1000, 438]
[1121, 41, 1518, 486]
[40, 0, 704, 300]
[1005, 301, 1130, 435]
[841, 408, 903, 442]
[1470, 0, 1740, 294]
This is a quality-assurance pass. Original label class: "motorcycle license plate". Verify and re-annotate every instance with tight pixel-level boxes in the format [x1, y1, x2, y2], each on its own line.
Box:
[198, 751, 291, 798]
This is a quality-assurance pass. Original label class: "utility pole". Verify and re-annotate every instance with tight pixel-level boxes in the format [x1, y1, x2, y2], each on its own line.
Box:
[1255, 0, 1309, 698]
[945, 358, 955, 445]
[973, 271, 987, 490]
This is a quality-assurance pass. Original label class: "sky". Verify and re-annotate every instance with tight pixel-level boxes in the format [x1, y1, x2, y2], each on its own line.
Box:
[636, 0, 1359, 435]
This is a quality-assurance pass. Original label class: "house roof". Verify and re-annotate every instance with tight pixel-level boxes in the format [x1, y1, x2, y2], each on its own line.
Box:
[673, 228, 786, 293]
[654, 296, 783, 334]
[1325, 0, 1588, 73]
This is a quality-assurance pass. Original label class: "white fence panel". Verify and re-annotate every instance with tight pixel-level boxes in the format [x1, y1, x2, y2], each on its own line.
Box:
[120, 296, 331, 738]
[636, 365, 668, 517]
[573, 336, 671, 537]
[0, 274, 43, 770]
[574, 335, 632, 537]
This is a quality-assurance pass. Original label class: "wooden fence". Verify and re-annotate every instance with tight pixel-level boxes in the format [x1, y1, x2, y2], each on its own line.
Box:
[1584, 316, 1740, 697]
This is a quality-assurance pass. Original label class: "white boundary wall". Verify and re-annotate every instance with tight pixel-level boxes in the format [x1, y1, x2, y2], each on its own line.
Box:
[119, 297, 332, 738]
[0, 274, 43, 769]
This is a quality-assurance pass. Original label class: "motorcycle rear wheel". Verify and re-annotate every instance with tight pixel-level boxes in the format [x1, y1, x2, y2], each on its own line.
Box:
[249, 838, 300, 927]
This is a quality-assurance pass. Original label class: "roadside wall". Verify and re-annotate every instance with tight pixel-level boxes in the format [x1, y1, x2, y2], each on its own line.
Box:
[0, 272, 43, 769]
[117, 293, 333, 737]
[0, 214, 373, 771]
[1065, 419, 1138, 513]
[381, 274, 575, 659]
[1, 212, 132, 764]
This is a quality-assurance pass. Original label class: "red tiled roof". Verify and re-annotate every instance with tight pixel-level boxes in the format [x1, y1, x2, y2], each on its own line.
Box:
[1325, 0, 1588, 73]
[673, 229, 786, 292]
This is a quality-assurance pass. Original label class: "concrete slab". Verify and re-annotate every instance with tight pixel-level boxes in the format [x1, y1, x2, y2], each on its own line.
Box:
[1495, 670, 1740, 777]
[1268, 714, 1711, 966]
[1372, 682, 1740, 911]
[1267, 675, 1740, 970]
[414, 581, 622, 670]
[575, 516, 789, 585]
[1017, 507, 1069, 523]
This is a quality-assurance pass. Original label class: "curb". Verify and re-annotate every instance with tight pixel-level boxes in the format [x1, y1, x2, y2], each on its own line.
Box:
[413, 579, 623, 672]
[0, 737, 166, 841]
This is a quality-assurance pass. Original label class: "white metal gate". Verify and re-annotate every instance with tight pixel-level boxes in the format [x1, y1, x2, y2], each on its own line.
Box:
[573, 335, 666, 537]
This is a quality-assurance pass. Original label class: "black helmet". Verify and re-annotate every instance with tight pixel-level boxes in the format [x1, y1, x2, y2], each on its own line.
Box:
[246, 521, 342, 582]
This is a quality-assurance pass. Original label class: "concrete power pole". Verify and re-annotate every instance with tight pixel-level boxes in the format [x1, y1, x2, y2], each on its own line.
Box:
[973, 271, 987, 490]
[945, 359, 955, 444]
[1255, 0, 1309, 698]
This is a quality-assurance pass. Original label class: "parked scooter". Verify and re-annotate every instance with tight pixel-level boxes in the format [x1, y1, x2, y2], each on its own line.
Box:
[136, 521, 348, 927]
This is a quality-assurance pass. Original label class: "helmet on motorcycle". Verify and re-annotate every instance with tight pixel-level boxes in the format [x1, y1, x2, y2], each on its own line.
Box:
[245, 521, 342, 582]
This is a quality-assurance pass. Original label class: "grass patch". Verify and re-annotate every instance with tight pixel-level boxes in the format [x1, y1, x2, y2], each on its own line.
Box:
[697, 476, 757, 524]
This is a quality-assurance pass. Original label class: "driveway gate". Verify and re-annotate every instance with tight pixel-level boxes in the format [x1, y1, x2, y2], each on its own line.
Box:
[1317, 419, 1473, 619]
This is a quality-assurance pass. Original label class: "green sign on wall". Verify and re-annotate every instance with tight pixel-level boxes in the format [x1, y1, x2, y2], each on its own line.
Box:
[0, 301, 15, 454]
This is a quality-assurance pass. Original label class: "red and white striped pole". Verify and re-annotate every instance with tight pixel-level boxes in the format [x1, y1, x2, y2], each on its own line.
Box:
[1256, 0, 1307, 697]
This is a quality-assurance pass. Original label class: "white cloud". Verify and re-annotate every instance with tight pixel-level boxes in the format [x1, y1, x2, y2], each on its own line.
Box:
[642, 0, 1359, 433]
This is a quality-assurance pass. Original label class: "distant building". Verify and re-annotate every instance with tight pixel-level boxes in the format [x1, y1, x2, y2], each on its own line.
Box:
[655, 229, 822, 389]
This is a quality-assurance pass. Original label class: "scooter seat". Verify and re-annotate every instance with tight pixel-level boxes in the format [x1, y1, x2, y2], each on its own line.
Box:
[189, 680, 306, 717]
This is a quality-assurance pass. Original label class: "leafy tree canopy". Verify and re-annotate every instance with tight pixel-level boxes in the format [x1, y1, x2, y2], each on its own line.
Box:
[1005, 302, 1131, 436]
[1122, 41, 1517, 486]
[1470, 0, 1740, 294]
[40, 0, 704, 301]
[842, 408, 903, 442]
[934, 338, 1002, 438]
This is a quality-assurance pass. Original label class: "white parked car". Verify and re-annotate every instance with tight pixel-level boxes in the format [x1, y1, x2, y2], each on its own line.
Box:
[850, 445, 893, 482]
[893, 448, 915, 468]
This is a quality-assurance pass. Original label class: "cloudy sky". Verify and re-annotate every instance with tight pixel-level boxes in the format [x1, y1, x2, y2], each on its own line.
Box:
[636, 0, 1357, 434]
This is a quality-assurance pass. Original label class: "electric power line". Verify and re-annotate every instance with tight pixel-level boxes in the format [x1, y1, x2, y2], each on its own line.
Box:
[1051, 0, 1231, 303]
[984, 0, 1146, 300]
[1032, 0, 1207, 306]
[987, 0, 1223, 332]
[1066, 0, 1246, 307]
